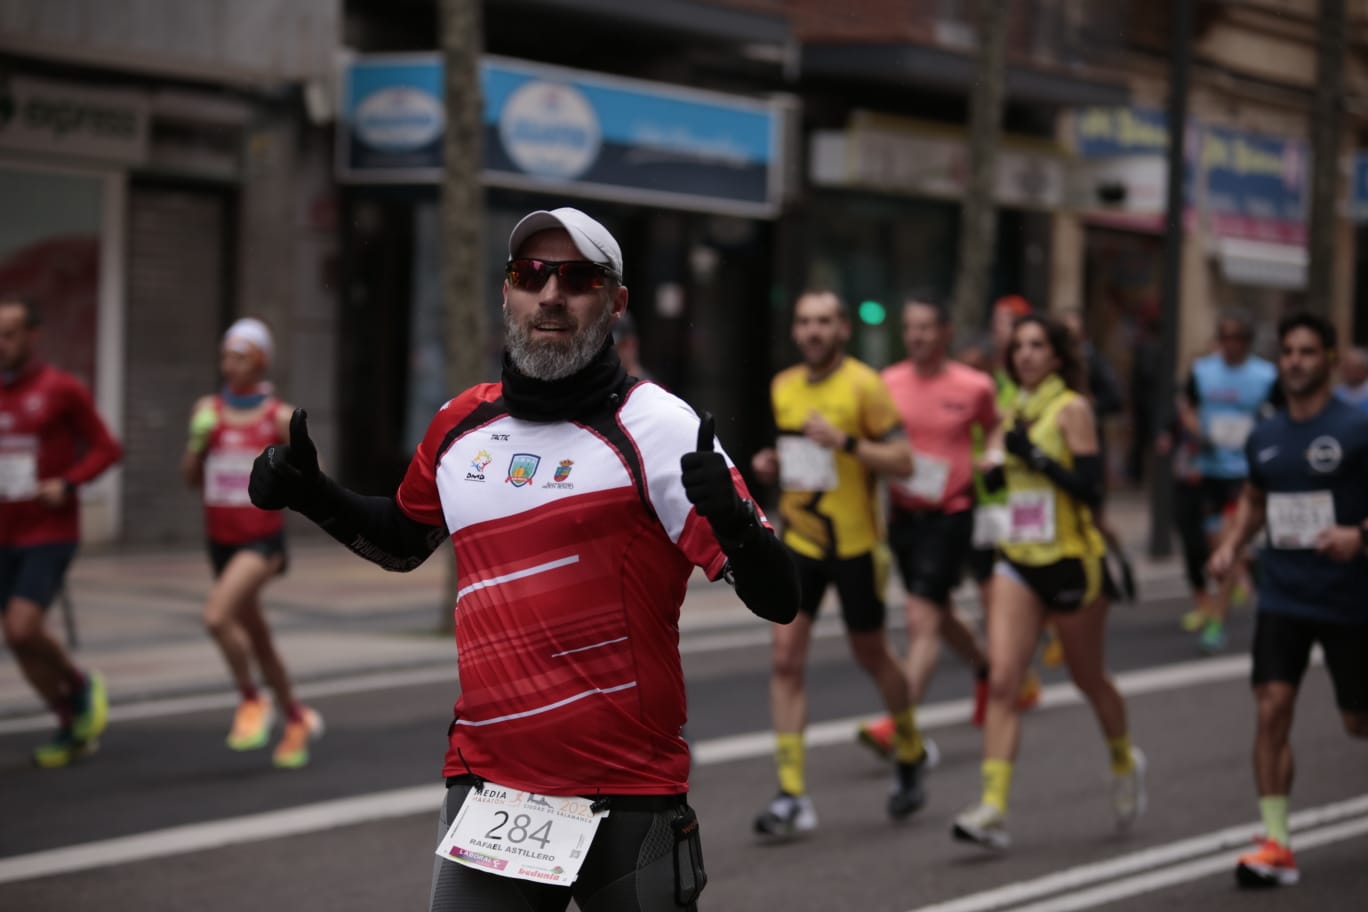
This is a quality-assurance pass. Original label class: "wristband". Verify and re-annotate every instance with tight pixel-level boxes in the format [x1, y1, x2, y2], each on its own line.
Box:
[843, 435, 858, 454]
[1360, 525, 1368, 550]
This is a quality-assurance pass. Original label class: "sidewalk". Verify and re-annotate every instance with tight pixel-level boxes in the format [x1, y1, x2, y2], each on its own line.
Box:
[0, 488, 1183, 721]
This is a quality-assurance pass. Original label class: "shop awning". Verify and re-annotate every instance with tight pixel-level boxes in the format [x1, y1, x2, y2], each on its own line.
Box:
[801, 43, 1130, 108]
[504, 0, 790, 44]
[1216, 237, 1307, 290]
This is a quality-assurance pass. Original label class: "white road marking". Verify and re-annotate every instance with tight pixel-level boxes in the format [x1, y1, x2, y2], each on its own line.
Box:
[904, 794, 1368, 912]
[691, 654, 1253, 765]
[0, 785, 442, 886]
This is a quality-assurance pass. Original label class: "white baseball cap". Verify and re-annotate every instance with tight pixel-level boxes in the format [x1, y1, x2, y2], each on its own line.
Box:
[223, 317, 274, 366]
[507, 207, 623, 278]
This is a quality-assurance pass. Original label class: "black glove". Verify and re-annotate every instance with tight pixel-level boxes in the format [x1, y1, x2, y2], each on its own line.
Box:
[1004, 423, 1048, 470]
[249, 408, 324, 512]
[680, 411, 752, 541]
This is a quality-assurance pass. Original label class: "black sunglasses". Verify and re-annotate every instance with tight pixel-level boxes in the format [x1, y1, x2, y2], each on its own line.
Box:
[505, 258, 617, 295]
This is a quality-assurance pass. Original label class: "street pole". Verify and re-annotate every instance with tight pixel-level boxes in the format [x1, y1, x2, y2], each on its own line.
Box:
[438, 0, 487, 632]
[1307, 0, 1345, 317]
[1148, 0, 1192, 559]
[952, 0, 1008, 339]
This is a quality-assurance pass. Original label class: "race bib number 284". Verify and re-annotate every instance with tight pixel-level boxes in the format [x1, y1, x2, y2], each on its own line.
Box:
[436, 784, 607, 887]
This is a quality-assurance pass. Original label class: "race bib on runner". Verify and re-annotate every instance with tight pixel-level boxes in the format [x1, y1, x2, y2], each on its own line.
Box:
[0, 435, 39, 502]
[204, 450, 256, 507]
[972, 504, 1009, 548]
[1207, 414, 1254, 451]
[893, 451, 951, 504]
[1006, 490, 1055, 544]
[436, 783, 607, 887]
[1265, 491, 1336, 549]
[777, 436, 838, 492]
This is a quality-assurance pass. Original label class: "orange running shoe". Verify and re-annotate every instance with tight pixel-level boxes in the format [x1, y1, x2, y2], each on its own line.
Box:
[273, 706, 325, 769]
[856, 716, 895, 762]
[1016, 667, 1042, 712]
[1235, 837, 1299, 887]
[226, 696, 274, 751]
[1041, 628, 1064, 668]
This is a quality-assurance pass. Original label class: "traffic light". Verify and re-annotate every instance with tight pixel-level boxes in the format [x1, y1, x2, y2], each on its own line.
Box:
[858, 300, 886, 326]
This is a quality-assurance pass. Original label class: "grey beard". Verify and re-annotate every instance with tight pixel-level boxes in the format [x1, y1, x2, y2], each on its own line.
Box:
[504, 304, 615, 381]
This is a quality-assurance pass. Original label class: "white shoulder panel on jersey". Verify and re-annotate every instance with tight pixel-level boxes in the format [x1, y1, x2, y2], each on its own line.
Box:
[618, 383, 738, 544]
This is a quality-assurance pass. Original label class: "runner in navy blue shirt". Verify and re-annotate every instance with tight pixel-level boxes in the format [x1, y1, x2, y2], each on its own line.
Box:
[1209, 312, 1368, 889]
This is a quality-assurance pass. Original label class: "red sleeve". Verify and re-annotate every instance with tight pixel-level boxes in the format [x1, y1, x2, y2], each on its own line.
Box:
[395, 384, 499, 526]
[61, 377, 123, 485]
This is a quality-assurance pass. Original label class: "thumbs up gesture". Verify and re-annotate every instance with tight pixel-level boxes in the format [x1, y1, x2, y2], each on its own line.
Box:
[680, 410, 747, 531]
[249, 408, 323, 511]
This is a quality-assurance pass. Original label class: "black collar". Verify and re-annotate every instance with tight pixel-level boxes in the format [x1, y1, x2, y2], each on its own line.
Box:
[500, 341, 629, 422]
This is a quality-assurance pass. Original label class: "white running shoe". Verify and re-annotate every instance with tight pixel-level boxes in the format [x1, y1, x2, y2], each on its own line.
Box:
[951, 801, 1011, 850]
[753, 792, 818, 841]
[1112, 746, 1148, 831]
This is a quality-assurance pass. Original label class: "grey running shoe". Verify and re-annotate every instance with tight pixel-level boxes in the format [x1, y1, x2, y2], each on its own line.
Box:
[952, 801, 1011, 850]
[753, 792, 817, 841]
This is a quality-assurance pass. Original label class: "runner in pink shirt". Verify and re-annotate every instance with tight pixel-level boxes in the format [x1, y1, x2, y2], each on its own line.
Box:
[858, 300, 1029, 759]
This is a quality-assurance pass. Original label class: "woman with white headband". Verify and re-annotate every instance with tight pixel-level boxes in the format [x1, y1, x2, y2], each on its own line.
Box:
[181, 317, 323, 769]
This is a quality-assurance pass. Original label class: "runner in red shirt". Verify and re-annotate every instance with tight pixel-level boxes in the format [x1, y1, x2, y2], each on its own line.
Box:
[0, 297, 121, 767]
[247, 207, 799, 911]
[182, 318, 322, 769]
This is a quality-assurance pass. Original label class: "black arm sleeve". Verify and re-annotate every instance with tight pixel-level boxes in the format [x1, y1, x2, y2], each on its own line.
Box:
[716, 519, 799, 625]
[1036, 453, 1104, 510]
[298, 475, 447, 572]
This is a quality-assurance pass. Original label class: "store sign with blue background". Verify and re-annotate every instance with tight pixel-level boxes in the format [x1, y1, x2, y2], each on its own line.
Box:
[339, 54, 780, 217]
[1199, 125, 1307, 243]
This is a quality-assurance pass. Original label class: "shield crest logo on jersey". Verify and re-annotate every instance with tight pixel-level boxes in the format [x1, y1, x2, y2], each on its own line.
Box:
[506, 453, 541, 486]
[554, 459, 573, 482]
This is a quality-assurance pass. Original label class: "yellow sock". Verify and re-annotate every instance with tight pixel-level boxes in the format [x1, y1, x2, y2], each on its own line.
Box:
[1259, 796, 1290, 846]
[982, 759, 1013, 813]
[1107, 735, 1134, 775]
[892, 707, 925, 764]
[776, 733, 805, 796]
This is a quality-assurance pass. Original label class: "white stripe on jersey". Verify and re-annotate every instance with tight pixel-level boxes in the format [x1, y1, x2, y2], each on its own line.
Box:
[452, 681, 639, 727]
[455, 554, 580, 601]
[550, 636, 630, 658]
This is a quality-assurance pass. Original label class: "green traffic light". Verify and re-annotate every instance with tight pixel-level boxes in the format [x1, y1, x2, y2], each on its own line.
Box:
[858, 300, 886, 326]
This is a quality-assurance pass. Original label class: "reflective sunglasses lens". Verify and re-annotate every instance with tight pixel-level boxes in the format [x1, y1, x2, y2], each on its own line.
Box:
[507, 259, 551, 291]
[558, 263, 607, 294]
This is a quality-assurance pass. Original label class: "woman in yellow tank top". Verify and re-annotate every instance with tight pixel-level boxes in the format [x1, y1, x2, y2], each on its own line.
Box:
[951, 314, 1146, 851]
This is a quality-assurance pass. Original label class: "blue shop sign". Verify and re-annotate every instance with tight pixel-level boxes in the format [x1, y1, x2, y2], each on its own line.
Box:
[339, 54, 781, 217]
[1351, 152, 1368, 222]
[1200, 125, 1307, 244]
[1075, 107, 1169, 159]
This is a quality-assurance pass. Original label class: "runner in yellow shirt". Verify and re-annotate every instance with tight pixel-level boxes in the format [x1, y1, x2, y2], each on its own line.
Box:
[750, 290, 926, 839]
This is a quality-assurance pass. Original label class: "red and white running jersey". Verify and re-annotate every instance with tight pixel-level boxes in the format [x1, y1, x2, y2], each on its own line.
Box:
[203, 398, 285, 545]
[0, 362, 122, 547]
[397, 380, 758, 796]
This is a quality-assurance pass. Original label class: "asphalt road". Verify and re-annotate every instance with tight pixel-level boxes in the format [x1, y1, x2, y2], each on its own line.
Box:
[2, 586, 1366, 911]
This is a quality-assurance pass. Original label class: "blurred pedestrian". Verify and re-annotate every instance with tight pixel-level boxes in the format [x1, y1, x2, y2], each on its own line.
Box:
[249, 206, 798, 911]
[1176, 311, 1277, 652]
[183, 318, 323, 768]
[612, 312, 655, 383]
[1334, 345, 1368, 411]
[0, 296, 121, 768]
[1208, 313, 1368, 888]
[952, 314, 1144, 851]
[749, 289, 927, 839]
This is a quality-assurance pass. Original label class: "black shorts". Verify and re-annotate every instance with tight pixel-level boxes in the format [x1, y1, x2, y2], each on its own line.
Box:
[0, 543, 78, 614]
[1252, 612, 1368, 713]
[207, 533, 288, 579]
[431, 780, 703, 911]
[888, 508, 972, 605]
[965, 546, 996, 584]
[996, 555, 1114, 614]
[792, 549, 885, 633]
[1199, 476, 1245, 534]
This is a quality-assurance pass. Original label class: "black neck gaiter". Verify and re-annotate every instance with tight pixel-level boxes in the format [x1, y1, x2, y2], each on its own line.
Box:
[500, 341, 628, 422]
